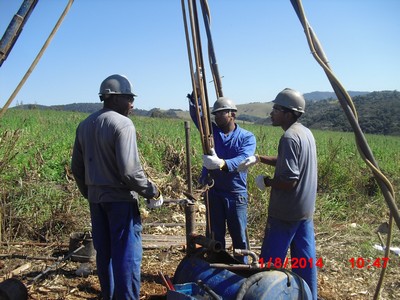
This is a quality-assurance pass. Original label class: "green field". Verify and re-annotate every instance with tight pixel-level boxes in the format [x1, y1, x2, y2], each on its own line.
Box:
[0, 108, 399, 246]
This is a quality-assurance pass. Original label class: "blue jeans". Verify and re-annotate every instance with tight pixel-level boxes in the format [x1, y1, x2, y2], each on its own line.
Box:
[260, 216, 317, 300]
[206, 189, 248, 263]
[90, 201, 143, 300]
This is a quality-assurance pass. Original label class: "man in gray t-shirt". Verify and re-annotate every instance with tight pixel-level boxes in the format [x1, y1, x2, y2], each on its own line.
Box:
[268, 121, 317, 221]
[238, 88, 318, 300]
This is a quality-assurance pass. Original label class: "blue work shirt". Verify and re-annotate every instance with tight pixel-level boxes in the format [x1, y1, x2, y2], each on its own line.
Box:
[190, 103, 256, 194]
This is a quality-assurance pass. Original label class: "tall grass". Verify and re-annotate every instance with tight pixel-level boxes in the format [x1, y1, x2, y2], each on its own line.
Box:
[0, 109, 399, 242]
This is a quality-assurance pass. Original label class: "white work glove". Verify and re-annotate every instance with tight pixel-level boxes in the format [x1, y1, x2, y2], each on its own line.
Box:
[146, 193, 164, 209]
[237, 155, 260, 173]
[202, 148, 225, 170]
[255, 175, 266, 191]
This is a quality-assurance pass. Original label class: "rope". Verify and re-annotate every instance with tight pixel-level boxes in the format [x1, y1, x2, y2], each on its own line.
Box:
[373, 213, 393, 299]
[290, 1, 398, 298]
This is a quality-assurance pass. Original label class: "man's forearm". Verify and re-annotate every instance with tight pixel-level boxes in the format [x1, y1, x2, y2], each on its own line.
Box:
[257, 154, 277, 166]
[264, 176, 297, 190]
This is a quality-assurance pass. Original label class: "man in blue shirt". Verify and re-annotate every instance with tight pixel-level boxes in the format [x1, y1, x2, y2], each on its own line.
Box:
[189, 94, 256, 263]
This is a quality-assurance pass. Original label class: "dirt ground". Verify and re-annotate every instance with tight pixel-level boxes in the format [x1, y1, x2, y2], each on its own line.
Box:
[0, 211, 400, 299]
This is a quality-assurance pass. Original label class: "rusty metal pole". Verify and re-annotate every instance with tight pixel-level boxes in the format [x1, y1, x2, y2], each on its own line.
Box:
[184, 121, 192, 195]
[184, 120, 196, 255]
[185, 203, 196, 255]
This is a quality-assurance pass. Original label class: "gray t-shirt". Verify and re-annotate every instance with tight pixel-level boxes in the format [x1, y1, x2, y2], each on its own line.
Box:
[71, 108, 158, 203]
[268, 122, 317, 221]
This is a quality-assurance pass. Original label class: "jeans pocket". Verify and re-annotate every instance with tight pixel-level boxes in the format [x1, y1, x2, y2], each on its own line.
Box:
[133, 218, 143, 234]
[236, 194, 248, 207]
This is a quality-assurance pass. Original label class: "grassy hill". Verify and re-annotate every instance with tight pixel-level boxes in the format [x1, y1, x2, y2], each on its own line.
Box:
[236, 90, 370, 113]
[236, 102, 273, 118]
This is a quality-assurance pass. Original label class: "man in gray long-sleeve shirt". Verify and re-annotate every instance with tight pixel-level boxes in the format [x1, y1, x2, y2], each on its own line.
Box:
[71, 74, 162, 300]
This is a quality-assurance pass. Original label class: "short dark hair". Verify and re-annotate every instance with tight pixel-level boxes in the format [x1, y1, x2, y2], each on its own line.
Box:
[290, 110, 302, 121]
[100, 94, 113, 102]
[275, 104, 302, 120]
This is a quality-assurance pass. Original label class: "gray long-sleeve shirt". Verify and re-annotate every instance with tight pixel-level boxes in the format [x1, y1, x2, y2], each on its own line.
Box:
[71, 108, 158, 203]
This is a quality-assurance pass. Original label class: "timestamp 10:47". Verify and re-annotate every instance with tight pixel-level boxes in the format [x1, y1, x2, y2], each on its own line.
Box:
[349, 257, 389, 269]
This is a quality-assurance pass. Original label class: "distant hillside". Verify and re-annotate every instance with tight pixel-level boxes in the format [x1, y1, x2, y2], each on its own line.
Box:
[302, 90, 400, 135]
[12, 90, 400, 136]
[241, 91, 400, 136]
[236, 91, 371, 121]
[235, 102, 273, 121]
[303, 91, 370, 101]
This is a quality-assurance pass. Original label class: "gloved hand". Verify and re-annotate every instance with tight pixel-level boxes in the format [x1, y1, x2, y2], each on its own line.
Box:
[203, 148, 225, 170]
[255, 175, 266, 191]
[146, 193, 164, 209]
[237, 155, 260, 172]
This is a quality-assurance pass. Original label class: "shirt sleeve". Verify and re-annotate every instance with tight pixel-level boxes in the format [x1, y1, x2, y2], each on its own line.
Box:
[115, 124, 159, 199]
[224, 132, 256, 172]
[71, 127, 88, 199]
[189, 92, 210, 133]
[277, 136, 300, 181]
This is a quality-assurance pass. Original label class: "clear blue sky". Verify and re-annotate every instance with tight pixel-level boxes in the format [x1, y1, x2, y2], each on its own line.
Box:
[1, 0, 399, 111]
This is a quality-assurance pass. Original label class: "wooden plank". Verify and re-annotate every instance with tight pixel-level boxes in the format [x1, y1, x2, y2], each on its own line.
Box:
[0, 262, 31, 281]
[141, 234, 261, 250]
[143, 222, 206, 227]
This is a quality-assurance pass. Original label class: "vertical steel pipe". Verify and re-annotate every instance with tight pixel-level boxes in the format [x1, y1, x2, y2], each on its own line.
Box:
[184, 121, 192, 195]
[185, 203, 196, 255]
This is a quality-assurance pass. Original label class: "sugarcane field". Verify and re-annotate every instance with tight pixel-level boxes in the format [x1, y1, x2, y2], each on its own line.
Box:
[1, 1, 400, 300]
